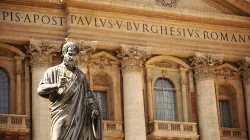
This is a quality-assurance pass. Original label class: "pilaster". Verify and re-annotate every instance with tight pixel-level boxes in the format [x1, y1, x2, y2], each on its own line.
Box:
[116, 44, 151, 140]
[239, 57, 250, 137]
[189, 52, 223, 140]
[14, 56, 25, 115]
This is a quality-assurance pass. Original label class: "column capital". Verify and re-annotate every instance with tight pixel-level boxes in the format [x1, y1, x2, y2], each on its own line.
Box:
[188, 52, 223, 82]
[116, 44, 151, 74]
[238, 57, 250, 86]
[239, 57, 250, 71]
[76, 40, 97, 67]
[26, 40, 61, 69]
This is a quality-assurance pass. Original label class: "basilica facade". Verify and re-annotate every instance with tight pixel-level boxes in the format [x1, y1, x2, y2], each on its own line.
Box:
[0, 0, 250, 140]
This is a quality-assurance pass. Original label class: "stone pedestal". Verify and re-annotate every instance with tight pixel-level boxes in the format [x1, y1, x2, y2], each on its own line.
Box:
[189, 53, 222, 140]
[117, 44, 151, 140]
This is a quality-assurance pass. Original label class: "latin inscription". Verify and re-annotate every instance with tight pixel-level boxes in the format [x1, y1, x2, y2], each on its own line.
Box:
[1, 10, 250, 44]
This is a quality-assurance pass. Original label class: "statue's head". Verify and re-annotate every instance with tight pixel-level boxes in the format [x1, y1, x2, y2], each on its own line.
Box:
[62, 42, 79, 68]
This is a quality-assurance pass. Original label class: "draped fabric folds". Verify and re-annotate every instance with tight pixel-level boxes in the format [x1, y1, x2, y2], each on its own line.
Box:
[39, 64, 103, 140]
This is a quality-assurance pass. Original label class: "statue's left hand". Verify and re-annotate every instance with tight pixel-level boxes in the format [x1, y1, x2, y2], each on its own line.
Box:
[91, 110, 99, 119]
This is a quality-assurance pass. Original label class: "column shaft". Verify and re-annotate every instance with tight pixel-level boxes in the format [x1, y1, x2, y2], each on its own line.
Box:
[189, 52, 223, 140]
[15, 56, 24, 114]
[123, 71, 146, 140]
[117, 44, 151, 140]
[32, 67, 51, 140]
[196, 79, 220, 140]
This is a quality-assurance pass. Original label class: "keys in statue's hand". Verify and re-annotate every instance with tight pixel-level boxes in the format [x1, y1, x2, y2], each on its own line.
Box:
[91, 110, 99, 119]
[58, 77, 67, 88]
[57, 77, 67, 95]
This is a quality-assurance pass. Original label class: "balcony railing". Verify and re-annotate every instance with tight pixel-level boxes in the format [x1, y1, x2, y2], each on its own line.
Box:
[103, 120, 123, 131]
[148, 121, 199, 139]
[102, 120, 124, 139]
[0, 114, 29, 133]
[220, 128, 247, 138]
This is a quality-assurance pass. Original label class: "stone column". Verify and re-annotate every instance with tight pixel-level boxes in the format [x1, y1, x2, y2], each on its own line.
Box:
[240, 57, 250, 137]
[27, 40, 61, 140]
[180, 68, 188, 122]
[189, 53, 223, 140]
[117, 44, 151, 140]
[14, 56, 24, 114]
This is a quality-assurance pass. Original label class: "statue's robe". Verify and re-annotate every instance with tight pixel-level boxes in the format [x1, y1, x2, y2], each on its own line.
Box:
[38, 64, 102, 140]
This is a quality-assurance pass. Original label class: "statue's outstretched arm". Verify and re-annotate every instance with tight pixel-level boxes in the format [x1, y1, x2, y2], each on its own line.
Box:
[37, 83, 58, 95]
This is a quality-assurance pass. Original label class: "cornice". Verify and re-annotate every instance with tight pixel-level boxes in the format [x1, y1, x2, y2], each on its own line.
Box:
[63, 0, 250, 29]
[0, 0, 63, 9]
[203, 0, 250, 16]
[1, 0, 250, 28]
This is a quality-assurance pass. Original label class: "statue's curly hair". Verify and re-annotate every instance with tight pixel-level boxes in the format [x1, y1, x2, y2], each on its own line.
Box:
[62, 42, 79, 55]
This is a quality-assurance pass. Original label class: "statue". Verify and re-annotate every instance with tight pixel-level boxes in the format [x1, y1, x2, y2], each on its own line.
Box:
[37, 42, 102, 140]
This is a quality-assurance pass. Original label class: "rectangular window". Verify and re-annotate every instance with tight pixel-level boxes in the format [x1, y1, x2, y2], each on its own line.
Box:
[93, 91, 107, 120]
[220, 100, 231, 128]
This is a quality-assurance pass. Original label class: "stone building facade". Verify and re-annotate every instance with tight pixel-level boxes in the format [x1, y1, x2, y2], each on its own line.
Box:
[0, 0, 250, 140]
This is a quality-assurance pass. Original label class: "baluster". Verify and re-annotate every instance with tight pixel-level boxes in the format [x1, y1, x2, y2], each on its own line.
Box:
[180, 124, 184, 131]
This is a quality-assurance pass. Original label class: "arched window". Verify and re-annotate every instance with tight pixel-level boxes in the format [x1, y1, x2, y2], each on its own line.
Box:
[218, 83, 238, 128]
[0, 68, 9, 114]
[154, 77, 176, 121]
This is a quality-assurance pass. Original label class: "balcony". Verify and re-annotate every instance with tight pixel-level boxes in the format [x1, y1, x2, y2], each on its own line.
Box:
[0, 114, 29, 133]
[103, 120, 124, 140]
[148, 121, 199, 140]
[220, 128, 247, 140]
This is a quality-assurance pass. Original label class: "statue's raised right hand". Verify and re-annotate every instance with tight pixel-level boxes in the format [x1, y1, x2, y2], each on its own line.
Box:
[57, 77, 67, 88]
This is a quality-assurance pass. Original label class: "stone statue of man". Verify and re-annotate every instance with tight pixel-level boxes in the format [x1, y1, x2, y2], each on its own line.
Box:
[37, 42, 102, 140]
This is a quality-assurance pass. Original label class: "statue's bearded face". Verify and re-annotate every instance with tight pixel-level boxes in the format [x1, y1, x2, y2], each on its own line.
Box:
[63, 47, 78, 68]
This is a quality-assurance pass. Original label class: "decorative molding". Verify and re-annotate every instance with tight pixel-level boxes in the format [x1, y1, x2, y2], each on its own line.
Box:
[26, 40, 61, 69]
[156, 0, 179, 8]
[214, 63, 239, 80]
[116, 44, 151, 74]
[89, 51, 117, 69]
[238, 57, 250, 86]
[92, 72, 112, 87]
[188, 52, 223, 81]
[0, 0, 63, 9]
[0, 51, 8, 56]
[238, 57, 250, 71]
[154, 61, 172, 68]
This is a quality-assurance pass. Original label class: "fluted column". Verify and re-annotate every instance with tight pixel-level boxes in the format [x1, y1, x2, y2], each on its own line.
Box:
[27, 40, 61, 140]
[14, 56, 24, 114]
[117, 44, 151, 140]
[240, 57, 250, 137]
[189, 52, 223, 140]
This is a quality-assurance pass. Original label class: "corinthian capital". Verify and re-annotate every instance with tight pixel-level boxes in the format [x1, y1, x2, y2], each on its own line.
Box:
[188, 52, 223, 81]
[116, 44, 151, 73]
[239, 57, 250, 85]
[26, 40, 61, 69]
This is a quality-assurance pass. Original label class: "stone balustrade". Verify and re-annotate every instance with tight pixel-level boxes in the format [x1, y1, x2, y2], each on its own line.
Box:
[220, 128, 247, 139]
[148, 121, 199, 140]
[0, 114, 29, 133]
[103, 120, 123, 131]
[102, 120, 124, 140]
